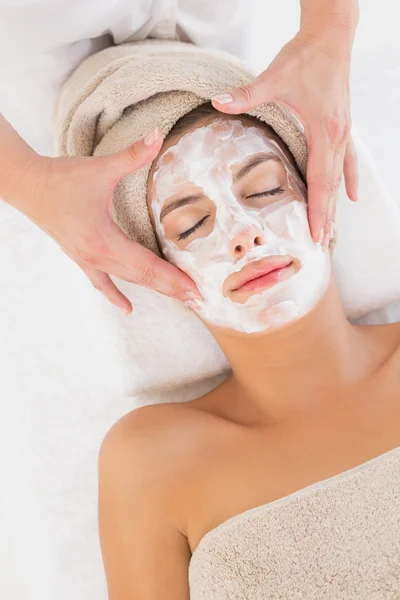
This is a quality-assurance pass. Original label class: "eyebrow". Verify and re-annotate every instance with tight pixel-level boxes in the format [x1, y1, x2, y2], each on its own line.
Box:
[233, 152, 280, 182]
[160, 194, 205, 221]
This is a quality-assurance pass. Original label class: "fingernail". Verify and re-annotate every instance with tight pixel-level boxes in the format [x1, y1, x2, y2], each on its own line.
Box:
[144, 127, 159, 146]
[185, 290, 202, 301]
[323, 232, 330, 249]
[211, 94, 233, 105]
[185, 299, 200, 311]
[174, 290, 202, 304]
[318, 227, 324, 245]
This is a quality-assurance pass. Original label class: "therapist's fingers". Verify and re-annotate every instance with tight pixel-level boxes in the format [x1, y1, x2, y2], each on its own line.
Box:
[82, 265, 133, 313]
[90, 127, 200, 302]
[324, 138, 348, 245]
[211, 71, 273, 114]
[80, 221, 200, 303]
[101, 127, 163, 185]
[108, 227, 199, 301]
[306, 127, 337, 244]
[323, 128, 357, 247]
[343, 135, 359, 202]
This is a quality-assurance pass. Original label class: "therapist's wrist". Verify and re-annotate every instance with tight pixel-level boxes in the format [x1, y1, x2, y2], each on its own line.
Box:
[0, 112, 50, 218]
[2, 151, 51, 219]
[299, 0, 359, 58]
[300, 0, 359, 28]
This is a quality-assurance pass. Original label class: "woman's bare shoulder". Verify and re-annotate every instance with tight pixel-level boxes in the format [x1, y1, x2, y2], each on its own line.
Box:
[359, 320, 400, 357]
[100, 397, 227, 489]
[104, 398, 219, 442]
[98, 403, 199, 599]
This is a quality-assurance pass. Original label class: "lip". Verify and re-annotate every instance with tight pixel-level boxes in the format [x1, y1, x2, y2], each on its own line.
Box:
[227, 255, 295, 295]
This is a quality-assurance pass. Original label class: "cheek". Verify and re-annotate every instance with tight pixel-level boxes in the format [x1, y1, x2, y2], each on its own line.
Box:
[165, 247, 212, 292]
[263, 201, 311, 243]
[263, 210, 292, 241]
[165, 227, 231, 289]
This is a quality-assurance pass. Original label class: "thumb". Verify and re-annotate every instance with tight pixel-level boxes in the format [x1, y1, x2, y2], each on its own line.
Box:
[211, 74, 271, 114]
[101, 127, 163, 180]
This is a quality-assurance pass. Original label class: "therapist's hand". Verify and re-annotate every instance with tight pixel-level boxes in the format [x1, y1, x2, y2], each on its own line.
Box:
[212, 23, 359, 247]
[3, 126, 199, 313]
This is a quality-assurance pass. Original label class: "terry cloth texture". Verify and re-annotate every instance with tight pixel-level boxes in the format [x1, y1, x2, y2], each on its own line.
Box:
[54, 39, 308, 256]
[189, 446, 400, 599]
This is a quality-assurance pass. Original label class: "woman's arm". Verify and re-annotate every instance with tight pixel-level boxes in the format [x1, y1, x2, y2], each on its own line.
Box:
[98, 409, 191, 600]
[0, 112, 44, 213]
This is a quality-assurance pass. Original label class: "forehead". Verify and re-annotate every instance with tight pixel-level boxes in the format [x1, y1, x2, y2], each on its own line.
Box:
[161, 117, 282, 164]
[163, 112, 284, 150]
[151, 118, 287, 190]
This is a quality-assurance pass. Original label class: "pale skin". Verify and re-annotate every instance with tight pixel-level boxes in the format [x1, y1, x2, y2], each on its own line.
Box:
[0, 0, 359, 311]
[98, 115, 400, 600]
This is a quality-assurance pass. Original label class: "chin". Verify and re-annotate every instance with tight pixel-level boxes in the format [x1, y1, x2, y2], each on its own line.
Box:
[191, 264, 331, 335]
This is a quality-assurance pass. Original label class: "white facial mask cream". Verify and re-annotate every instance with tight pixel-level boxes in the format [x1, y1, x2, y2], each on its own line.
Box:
[151, 119, 331, 333]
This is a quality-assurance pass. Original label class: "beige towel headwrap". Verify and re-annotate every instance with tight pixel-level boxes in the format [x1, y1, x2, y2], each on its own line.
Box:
[55, 40, 308, 256]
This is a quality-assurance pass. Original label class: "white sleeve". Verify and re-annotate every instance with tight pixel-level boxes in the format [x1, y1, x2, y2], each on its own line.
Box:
[0, 0, 119, 154]
[177, 0, 256, 61]
[0, 0, 256, 154]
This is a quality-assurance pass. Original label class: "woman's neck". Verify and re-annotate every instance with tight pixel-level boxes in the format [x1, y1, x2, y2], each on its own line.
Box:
[211, 279, 392, 426]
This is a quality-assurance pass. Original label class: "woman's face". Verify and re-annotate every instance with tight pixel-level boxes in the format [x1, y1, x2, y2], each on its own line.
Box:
[148, 117, 331, 333]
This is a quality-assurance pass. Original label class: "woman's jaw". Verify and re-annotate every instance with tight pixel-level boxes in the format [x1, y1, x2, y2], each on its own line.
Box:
[206, 277, 375, 426]
[207, 274, 339, 341]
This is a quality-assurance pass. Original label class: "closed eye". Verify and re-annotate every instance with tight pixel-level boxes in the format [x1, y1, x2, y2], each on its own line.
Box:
[178, 215, 210, 240]
[246, 186, 285, 199]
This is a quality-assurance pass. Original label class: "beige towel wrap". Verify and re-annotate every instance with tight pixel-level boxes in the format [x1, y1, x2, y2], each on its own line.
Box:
[189, 447, 400, 599]
[54, 40, 308, 256]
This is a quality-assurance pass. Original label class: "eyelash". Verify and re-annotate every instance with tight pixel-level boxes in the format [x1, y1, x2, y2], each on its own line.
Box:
[178, 215, 210, 240]
[247, 186, 285, 199]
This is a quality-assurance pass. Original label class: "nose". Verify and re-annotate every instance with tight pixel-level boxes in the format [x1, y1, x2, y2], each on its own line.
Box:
[230, 226, 264, 259]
